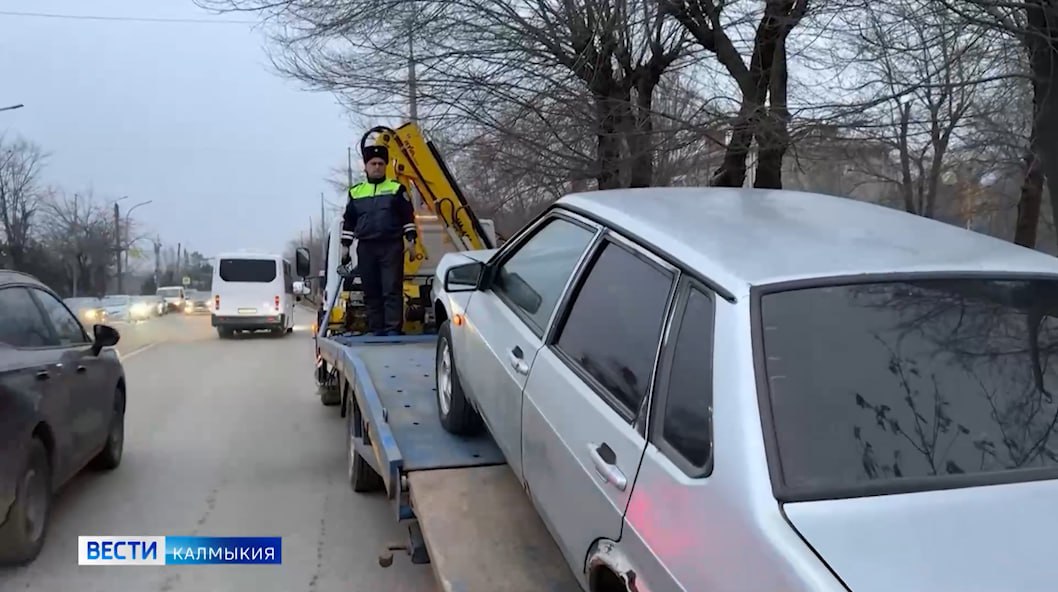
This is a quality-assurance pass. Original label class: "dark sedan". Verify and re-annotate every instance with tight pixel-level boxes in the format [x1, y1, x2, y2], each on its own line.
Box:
[0, 271, 126, 566]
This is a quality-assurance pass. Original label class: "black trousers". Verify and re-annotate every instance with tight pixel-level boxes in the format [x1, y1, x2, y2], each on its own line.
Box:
[356, 239, 405, 334]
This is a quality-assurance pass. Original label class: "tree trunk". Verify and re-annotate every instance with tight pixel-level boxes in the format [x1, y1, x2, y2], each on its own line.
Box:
[754, 31, 792, 189]
[595, 90, 627, 190]
[627, 74, 659, 188]
[1015, 73, 1044, 248]
[1025, 2, 1058, 251]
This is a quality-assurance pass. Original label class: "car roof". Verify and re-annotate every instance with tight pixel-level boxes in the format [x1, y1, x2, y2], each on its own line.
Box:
[558, 187, 1058, 293]
[0, 269, 46, 289]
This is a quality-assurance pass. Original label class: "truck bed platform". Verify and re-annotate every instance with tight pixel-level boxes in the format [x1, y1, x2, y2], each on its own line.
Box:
[354, 340, 505, 472]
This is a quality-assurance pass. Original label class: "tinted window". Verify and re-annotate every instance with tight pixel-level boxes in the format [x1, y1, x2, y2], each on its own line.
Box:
[219, 259, 277, 283]
[659, 287, 715, 469]
[33, 289, 88, 345]
[556, 241, 674, 414]
[761, 278, 1058, 496]
[494, 217, 594, 334]
[0, 287, 55, 348]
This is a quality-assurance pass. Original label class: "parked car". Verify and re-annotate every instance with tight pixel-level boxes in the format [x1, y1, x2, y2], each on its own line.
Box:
[62, 297, 107, 327]
[431, 187, 1058, 592]
[0, 270, 125, 566]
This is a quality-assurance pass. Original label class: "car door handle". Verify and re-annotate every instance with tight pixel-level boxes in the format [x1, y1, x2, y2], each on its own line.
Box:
[35, 370, 50, 381]
[588, 442, 627, 491]
[507, 346, 529, 376]
[76, 365, 87, 374]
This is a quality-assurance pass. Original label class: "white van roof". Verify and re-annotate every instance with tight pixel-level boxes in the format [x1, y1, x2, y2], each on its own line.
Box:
[215, 251, 284, 260]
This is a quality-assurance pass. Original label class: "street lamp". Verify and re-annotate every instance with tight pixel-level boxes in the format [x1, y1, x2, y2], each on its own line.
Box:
[0, 104, 24, 113]
[113, 197, 150, 293]
[122, 200, 153, 275]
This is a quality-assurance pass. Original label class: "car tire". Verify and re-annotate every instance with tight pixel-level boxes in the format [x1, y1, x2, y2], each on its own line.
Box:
[347, 398, 384, 493]
[0, 438, 52, 566]
[435, 320, 483, 436]
[91, 387, 125, 471]
[217, 327, 233, 339]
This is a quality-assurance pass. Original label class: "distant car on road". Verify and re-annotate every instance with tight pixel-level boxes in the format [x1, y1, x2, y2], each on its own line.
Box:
[156, 286, 186, 313]
[432, 187, 1058, 592]
[100, 295, 135, 323]
[183, 290, 210, 315]
[62, 297, 107, 327]
[128, 296, 158, 321]
[0, 270, 125, 566]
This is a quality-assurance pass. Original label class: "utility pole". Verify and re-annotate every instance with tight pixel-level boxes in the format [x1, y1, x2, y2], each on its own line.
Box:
[347, 147, 353, 188]
[176, 242, 182, 280]
[114, 202, 122, 293]
[408, 13, 418, 122]
[153, 235, 162, 288]
[320, 192, 327, 239]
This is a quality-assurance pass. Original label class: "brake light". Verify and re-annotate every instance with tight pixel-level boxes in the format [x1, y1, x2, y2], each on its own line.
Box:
[274, 295, 280, 309]
[214, 295, 220, 310]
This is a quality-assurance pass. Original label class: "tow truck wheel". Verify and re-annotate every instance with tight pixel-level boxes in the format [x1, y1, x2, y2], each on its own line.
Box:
[347, 400, 384, 492]
[435, 320, 483, 436]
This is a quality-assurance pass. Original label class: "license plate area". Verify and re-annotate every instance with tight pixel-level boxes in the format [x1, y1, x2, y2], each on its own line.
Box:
[238, 308, 257, 314]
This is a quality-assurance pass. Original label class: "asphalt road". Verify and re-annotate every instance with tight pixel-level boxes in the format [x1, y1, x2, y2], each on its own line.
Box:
[0, 309, 439, 592]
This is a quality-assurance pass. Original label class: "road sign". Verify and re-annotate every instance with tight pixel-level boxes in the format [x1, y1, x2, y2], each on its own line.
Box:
[182, 276, 191, 286]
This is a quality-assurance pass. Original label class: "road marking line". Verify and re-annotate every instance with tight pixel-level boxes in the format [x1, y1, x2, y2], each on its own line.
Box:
[121, 342, 159, 360]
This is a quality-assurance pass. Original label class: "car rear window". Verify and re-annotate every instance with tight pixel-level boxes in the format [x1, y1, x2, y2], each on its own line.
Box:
[759, 277, 1058, 498]
[219, 259, 277, 283]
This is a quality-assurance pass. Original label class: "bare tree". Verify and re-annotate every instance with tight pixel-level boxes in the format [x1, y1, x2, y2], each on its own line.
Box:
[936, 0, 1058, 250]
[197, 0, 700, 190]
[828, 0, 1008, 220]
[37, 191, 119, 297]
[664, 0, 809, 188]
[0, 135, 47, 270]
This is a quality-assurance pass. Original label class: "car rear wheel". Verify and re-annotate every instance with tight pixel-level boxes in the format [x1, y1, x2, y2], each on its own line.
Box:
[0, 438, 52, 566]
[435, 320, 483, 436]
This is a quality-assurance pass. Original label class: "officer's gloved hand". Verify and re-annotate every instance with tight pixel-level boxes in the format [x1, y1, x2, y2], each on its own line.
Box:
[404, 229, 418, 244]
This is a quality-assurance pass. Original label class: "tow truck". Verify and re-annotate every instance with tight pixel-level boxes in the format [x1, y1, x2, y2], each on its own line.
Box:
[305, 123, 580, 591]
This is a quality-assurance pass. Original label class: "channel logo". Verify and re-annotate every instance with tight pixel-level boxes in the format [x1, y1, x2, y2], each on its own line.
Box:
[78, 536, 282, 565]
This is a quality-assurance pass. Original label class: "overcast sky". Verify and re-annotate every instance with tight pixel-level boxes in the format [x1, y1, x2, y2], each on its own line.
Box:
[0, 0, 357, 260]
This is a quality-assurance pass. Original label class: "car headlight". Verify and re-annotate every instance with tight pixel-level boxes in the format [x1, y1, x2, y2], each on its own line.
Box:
[84, 310, 97, 319]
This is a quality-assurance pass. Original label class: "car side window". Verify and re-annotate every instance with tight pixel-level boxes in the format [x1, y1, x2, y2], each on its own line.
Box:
[31, 288, 89, 345]
[0, 287, 57, 348]
[283, 261, 294, 293]
[656, 285, 715, 472]
[554, 239, 675, 417]
[492, 217, 595, 335]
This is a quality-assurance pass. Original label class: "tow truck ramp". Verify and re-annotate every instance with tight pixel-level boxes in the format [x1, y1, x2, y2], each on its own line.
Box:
[411, 466, 581, 592]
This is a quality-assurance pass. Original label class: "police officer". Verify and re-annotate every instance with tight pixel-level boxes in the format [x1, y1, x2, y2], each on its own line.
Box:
[340, 144, 417, 336]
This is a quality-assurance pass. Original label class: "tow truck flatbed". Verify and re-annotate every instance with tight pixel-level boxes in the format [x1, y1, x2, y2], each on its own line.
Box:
[316, 333, 580, 592]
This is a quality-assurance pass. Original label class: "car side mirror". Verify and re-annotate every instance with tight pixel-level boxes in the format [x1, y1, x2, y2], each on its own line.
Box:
[295, 247, 311, 278]
[444, 261, 484, 293]
[92, 324, 120, 355]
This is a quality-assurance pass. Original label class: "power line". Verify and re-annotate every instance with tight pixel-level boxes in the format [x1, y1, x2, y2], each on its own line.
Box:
[0, 10, 258, 25]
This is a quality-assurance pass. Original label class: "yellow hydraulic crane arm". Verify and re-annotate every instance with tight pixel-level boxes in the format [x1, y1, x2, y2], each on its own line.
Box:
[359, 123, 495, 276]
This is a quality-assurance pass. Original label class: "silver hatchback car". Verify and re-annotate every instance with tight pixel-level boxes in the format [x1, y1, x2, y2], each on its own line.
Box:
[433, 187, 1058, 592]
